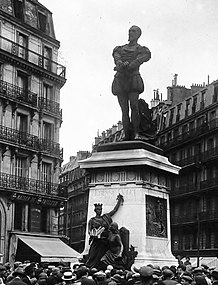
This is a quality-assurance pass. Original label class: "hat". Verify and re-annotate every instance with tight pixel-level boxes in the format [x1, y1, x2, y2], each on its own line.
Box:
[94, 271, 106, 278]
[211, 270, 218, 280]
[62, 271, 76, 281]
[181, 274, 193, 282]
[193, 267, 203, 273]
[107, 265, 113, 271]
[77, 266, 89, 277]
[38, 273, 48, 280]
[13, 267, 26, 276]
[162, 269, 174, 278]
[139, 266, 154, 278]
[111, 274, 122, 284]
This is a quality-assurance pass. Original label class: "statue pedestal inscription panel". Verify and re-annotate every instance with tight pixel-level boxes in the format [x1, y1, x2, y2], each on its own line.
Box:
[79, 142, 180, 267]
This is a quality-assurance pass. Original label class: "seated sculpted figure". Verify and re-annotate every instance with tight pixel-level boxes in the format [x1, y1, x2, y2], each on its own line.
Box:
[86, 194, 124, 269]
[99, 222, 123, 270]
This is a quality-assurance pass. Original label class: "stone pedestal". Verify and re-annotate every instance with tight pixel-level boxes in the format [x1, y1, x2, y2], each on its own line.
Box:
[79, 141, 180, 267]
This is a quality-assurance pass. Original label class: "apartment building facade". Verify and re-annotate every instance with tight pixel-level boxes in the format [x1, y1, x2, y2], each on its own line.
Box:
[0, 0, 69, 263]
[156, 79, 218, 258]
[59, 151, 90, 253]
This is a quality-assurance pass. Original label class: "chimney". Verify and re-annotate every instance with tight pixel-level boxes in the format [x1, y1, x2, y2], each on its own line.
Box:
[77, 151, 89, 160]
[173, 74, 178, 86]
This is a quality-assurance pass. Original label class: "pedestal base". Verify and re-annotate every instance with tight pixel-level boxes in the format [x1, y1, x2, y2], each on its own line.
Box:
[79, 141, 180, 267]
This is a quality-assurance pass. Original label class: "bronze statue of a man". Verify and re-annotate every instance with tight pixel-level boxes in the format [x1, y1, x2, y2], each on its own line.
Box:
[112, 26, 151, 140]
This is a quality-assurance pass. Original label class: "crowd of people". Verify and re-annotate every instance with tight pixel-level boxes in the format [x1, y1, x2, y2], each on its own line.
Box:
[0, 259, 218, 285]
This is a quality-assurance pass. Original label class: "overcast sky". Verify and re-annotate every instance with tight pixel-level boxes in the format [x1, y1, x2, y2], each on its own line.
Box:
[42, 0, 218, 164]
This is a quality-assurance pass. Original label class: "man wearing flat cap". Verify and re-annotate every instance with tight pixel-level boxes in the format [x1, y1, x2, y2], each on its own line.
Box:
[211, 270, 218, 285]
[133, 266, 154, 285]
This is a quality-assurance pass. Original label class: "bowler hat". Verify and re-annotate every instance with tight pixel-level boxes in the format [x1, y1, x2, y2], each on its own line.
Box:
[139, 266, 154, 278]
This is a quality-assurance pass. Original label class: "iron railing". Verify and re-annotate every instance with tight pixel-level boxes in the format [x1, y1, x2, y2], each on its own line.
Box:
[0, 80, 62, 117]
[38, 97, 62, 117]
[172, 211, 218, 225]
[0, 125, 62, 158]
[0, 172, 61, 197]
[171, 183, 197, 196]
[0, 35, 66, 78]
[160, 118, 218, 149]
[0, 80, 37, 106]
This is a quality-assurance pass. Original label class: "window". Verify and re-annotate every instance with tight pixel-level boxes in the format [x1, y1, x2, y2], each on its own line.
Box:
[17, 71, 28, 98]
[189, 121, 195, 131]
[28, 205, 48, 233]
[38, 12, 47, 32]
[174, 128, 179, 138]
[197, 116, 204, 128]
[182, 124, 188, 134]
[17, 32, 28, 59]
[15, 156, 27, 177]
[43, 46, 52, 71]
[43, 83, 53, 100]
[185, 99, 190, 117]
[17, 113, 28, 133]
[192, 96, 197, 113]
[169, 108, 174, 126]
[176, 104, 182, 122]
[14, 202, 23, 230]
[41, 162, 51, 182]
[42, 121, 53, 140]
[213, 85, 218, 103]
[200, 91, 205, 109]
[13, 0, 23, 20]
[210, 111, 216, 121]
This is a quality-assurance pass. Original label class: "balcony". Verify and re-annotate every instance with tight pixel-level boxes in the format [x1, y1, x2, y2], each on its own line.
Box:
[38, 97, 62, 117]
[171, 183, 197, 197]
[0, 172, 63, 197]
[160, 124, 209, 149]
[0, 35, 66, 80]
[172, 211, 218, 225]
[200, 177, 218, 190]
[172, 214, 197, 225]
[39, 138, 63, 158]
[202, 146, 218, 162]
[0, 80, 37, 107]
[171, 154, 200, 167]
[0, 125, 63, 159]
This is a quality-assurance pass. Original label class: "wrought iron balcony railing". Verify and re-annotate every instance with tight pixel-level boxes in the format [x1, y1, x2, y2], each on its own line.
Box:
[0, 35, 66, 78]
[160, 118, 218, 149]
[172, 214, 197, 224]
[200, 177, 218, 190]
[0, 80, 37, 107]
[171, 154, 200, 167]
[172, 211, 218, 225]
[38, 97, 62, 117]
[0, 125, 63, 159]
[171, 183, 197, 196]
[0, 171, 63, 197]
[0, 80, 62, 118]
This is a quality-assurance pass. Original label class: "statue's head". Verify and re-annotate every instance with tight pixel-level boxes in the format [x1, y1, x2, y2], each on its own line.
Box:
[94, 203, 103, 215]
[109, 222, 119, 233]
[128, 25, 142, 42]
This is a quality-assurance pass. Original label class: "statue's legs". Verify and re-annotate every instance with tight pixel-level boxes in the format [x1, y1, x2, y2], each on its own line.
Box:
[129, 92, 140, 139]
[117, 93, 131, 140]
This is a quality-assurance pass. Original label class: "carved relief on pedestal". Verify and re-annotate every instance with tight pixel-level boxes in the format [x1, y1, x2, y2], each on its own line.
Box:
[146, 195, 167, 238]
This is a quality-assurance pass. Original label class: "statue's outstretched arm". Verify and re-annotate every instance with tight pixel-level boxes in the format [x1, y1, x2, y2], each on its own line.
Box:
[107, 194, 124, 217]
